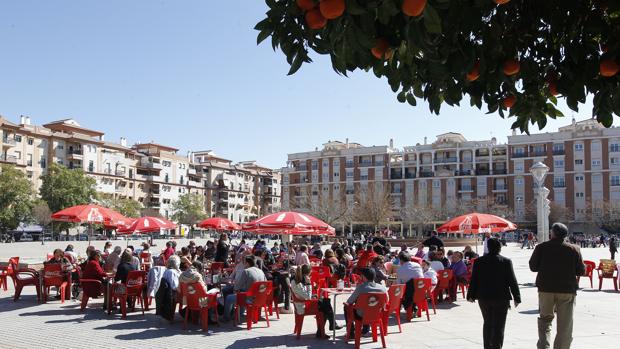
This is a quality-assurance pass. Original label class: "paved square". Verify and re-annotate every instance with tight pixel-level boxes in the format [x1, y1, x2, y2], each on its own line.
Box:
[1, 241, 619, 349]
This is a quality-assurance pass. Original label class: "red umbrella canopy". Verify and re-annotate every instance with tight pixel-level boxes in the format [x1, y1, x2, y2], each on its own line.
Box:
[242, 211, 334, 236]
[114, 217, 137, 233]
[197, 217, 241, 231]
[51, 204, 124, 225]
[124, 216, 176, 234]
[437, 213, 517, 234]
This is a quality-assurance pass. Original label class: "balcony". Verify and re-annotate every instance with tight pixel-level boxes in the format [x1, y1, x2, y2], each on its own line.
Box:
[188, 168, 196, 175]
[493, 185, 508, 191]
[345, 162, 355, 168]
[531, 151, 547, 157]
[115, 186, 126, 193]
[149, 190, 161, 197]
[2, 137, 16, 147]
[359, 161, 373, 167]
[611, 181, 620, 187]
[143, 161, 162, 169]
[404, 171, 416, 179]
[476, 169, 490, 176]
[511, 153, 527, 158]
[553, 183, 566, 188]
[390, 173, 403, 180]
[434, 157, 458, 164]
[66, 149, 83, 159]
[345, 190, 355, 195]
[0, 154, 18, 164]
[553, 149, 565, 155]
[115, 169, 126, 176]
[458, 186, 474, 192]
[455, 170, 472, 176]
[419, 171, 434, 178]
[493, 169, 507, 175]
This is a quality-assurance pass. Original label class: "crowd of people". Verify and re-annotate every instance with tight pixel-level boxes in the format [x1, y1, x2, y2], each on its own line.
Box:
[36, 223, 600, 349]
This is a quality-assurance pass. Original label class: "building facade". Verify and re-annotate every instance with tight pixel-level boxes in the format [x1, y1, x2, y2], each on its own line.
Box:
[0, 116, 281, 225]
[282, 120, 620, 234]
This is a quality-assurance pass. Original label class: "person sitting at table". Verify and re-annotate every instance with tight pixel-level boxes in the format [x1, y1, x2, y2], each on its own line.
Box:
[335, 248, 350, 268]
[115, 250, 137, 284]
[45, 248, 73, 271]
[178, 260, 218, 324]
[436, 249, 451, 268]
[222, 255, 266, 322]
[126, 246, 141, 269]
[295, 245, 311, 266]
[215, 233, 231, 266]
[193, 245, 206, 263]
[428, 251, 445, 272]
[414, 243, 426, 259]
[204, 241, 216, 260]
[271, 242, 280, 255]
[371, 256, 389, 284]
[162, 241, 175, 260]
[291, 264, 341, 338]
[396, 251, 423, 318]
[180, 247, 191, 260]
[156, 255, 181, 321]
[105, 246, 122, 272]
[103, 241, 113, 255]
[323, 249, 339, 269]
[356, 244, 378, 269]
[421, 260, 438, 285]
[81, 250, 108, 305]
[448, 251, 469, 301]
[64, 245, 78, 263]
[162, 255, 181, 292]
[81, 245, 97, 270]
[344, 268, 387, 337]
[463, 245, 479, 261]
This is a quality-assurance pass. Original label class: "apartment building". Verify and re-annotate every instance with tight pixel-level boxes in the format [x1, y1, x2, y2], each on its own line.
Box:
[508, 118, 620, 232]
[282, 119, 620, 234]
[0, 116, 205, 219]
[193, 151, 281, 223]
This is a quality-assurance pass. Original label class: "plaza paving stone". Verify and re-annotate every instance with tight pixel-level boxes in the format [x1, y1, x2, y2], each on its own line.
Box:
[1, 240, 619, 348]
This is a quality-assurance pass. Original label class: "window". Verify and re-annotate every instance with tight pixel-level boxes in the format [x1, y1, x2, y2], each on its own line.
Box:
[575, 192, 584, 198]
[40, 156, 46, 169]
[515, 178, 524, 185]
[612, 158, 620, 165]
[432, 180, 440, 188]
[14, 135, 22, 142]
[345, 159, 354, 167]
[553, 176, 565, 187]
[612, 175, 620, 186]
[346, 170, 353, 178]
[515, 195, 524, 203]
[333, 159, 340, 168]
[515, 162, 524, 172]
[360, 174, 369, 180]
[575, 159, 583, 165]
[26, 154, 32, 166]
[162, 160, 171, 167]
[592, 160, 601, 167]
[552, 143, 564, 152]
[554, 159, 564, 168]
[14, 151, 21, 159]
[88, 160, 94, 172]
[611, 144, 620, 152]
[575, 175, 584, 181]
[574, 143, 583, 151]
[323, 159, 328, 167]
[27, 138, 34, 145]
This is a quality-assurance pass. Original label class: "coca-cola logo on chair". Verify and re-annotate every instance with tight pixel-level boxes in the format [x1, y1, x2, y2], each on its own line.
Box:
[259, 284, 267, 293]
[368, 296, 379, 307]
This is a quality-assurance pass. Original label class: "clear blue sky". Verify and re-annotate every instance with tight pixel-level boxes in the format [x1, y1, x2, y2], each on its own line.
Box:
[0, 1, 594, 169]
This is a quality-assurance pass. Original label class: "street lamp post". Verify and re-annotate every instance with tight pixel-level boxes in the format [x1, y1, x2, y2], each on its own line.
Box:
[530, 162, 550, 242]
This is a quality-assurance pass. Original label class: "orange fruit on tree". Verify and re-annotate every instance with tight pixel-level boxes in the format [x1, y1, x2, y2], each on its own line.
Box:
[549, 82, 558, 96]
[371, 38, 392, 60]
[319, 0, 345, 19]
[402, 0, 427, 17]
[494, 0, 511, 4]
[502, 59, 520, 76]
[502, 95, 516, 109]
[600, 59, 619, 77]
[305, 8, 327, 29]
[466, 61, 480, 82]
[296, 0, 315, 11]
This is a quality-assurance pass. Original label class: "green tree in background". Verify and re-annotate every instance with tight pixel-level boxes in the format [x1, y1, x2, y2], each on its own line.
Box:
[101, 197, 143, 218]
[171, 193, 207, 229]
[0, 165, 34, 237]
[40, 163, 97, 236]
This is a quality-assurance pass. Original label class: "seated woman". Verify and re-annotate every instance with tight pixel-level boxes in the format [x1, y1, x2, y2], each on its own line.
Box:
[115, 250, 137, 284]
[105, 246, 123, 272]
[45, 248, 73, 271]
[81, 250, 108, 307]
[370, 256, 389, 284]
[291, 264, 341, 338]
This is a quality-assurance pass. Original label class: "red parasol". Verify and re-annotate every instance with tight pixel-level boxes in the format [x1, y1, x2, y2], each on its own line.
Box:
[197, 217, 241, 231]
[123, 216, 176, 234]
[242, 211, 335, 236]
[436, 213, 517, 234]
[51, 204, 123, 225]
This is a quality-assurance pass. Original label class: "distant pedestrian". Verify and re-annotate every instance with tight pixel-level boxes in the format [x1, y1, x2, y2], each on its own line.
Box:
[467, 238, 521, 349]
[423, 231, 444, 249]
[610, 236, 618, 260]
[529, 223, 585, 349]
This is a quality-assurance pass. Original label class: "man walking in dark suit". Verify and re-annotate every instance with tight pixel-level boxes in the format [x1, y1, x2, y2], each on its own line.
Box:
[467, 238, 521, 349]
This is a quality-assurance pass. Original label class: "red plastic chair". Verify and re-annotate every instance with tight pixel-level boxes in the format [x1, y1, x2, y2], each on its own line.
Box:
[345, 292, 388, 349]
[46, 253, 54, 261]
[409, 278, 432, 321]
[139, 252, 152, 271]
[347, 273, 362, 287]
[383, 284, 406, 333]
[578, 260, 596, 288]
[597, 260, 618, 291]
[309, 256, 321, 265]
[310, 266, 331, 297]
[234, 281, 273, 330]
[108, 270, 146, 318]
[433, 269, 453, 302]
[291, 286, 325, 339]
[64, 252, 76, 264]
[412, 257, 423, 265]
[42, 264, 69, 303]
[8, 258, 41, 302]
[80, 279, 103, 312]
[180, 282, 219, 332]
[266, 283, 280, 319]
[1, 257, 19, 291]
[210, 262, 225, 274]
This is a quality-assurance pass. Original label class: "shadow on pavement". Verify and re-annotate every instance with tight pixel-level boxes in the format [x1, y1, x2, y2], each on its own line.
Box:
[518, 309, 539, 315]
[226, 334, 343, 349]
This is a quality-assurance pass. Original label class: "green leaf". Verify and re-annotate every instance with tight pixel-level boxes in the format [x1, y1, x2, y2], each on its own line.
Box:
[257, 30, 271, 45]
[406, 93, 417, 106]
[346, 0, 367, 15]
[287, 52, 304, 75]
[397, 91, 407, 103]
[423, 4, 442, 34]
